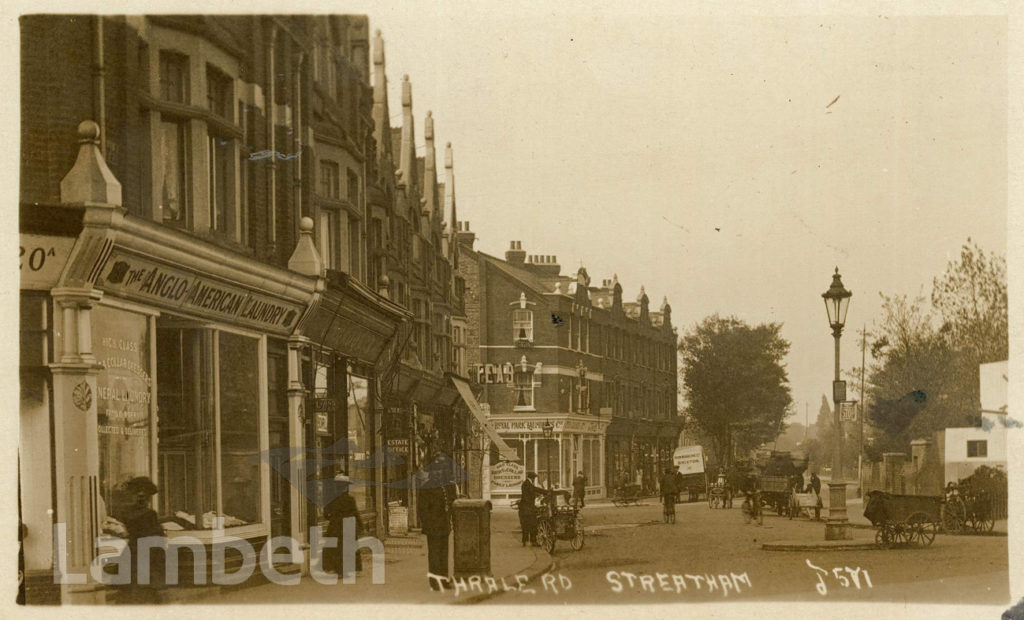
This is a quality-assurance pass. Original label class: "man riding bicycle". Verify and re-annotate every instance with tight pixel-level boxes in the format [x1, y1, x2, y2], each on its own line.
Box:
[659, 468, 680, 523]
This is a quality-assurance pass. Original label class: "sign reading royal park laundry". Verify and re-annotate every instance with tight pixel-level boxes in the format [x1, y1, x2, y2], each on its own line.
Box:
[99, 251, 303, 334]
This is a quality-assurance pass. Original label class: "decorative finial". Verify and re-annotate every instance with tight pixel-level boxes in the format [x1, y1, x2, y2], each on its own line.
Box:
[77, 120, 101, 144]
[427, 110, 432, 118]
[403, 74, 409, 81]
[299, 216, 314, 233]
[375, 28, 382, 36]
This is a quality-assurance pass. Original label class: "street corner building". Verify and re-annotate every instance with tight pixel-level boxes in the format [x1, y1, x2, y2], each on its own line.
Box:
[454, 231, 682, 505]
[17, 15, 492, 603]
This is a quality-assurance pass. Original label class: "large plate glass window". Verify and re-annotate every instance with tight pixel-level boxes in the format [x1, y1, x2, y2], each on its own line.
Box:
[157, 322, 263, 530]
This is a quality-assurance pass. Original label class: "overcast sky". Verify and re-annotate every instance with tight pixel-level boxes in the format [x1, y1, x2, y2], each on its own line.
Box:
[356, 4, 1008, 421]
[0, 3, 1011, 421]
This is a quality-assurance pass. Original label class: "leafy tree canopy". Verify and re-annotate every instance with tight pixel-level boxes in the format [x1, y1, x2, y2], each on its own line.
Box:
[679, 315, 792, 466]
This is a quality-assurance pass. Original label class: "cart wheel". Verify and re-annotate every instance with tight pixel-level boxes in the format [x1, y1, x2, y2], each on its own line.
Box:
[885, 523, 906, 547]
[973, 514, 995, 534]
[571, 523, 585, 550]
[537, 520, 556, 554]
[941, 505, 964, 535]
[907, 512, 936, 547]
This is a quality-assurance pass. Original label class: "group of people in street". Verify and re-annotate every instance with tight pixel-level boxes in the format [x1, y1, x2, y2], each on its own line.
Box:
[517, 470, 589, 546]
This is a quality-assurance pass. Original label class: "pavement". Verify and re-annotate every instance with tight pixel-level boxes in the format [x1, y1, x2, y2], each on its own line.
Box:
[181, 509, 553, 605]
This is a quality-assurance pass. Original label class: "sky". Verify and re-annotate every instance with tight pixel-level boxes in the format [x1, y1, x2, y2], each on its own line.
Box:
[353, 4, 1008, 420]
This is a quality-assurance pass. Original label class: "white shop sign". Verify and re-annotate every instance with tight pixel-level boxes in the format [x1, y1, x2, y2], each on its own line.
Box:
[20, 234, 75, 290]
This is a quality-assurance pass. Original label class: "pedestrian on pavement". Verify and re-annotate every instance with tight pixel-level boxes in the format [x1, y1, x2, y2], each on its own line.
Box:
[808, 472, 822, 520]
[418, 454, 457, 591]
[324, 474, 362, 577]
[107, 476, 165, 604]
[519, 472, 539, 546]
[659, 468, 680, 523]
[572, 472, 587, 509]
[674, 469, 685, 501]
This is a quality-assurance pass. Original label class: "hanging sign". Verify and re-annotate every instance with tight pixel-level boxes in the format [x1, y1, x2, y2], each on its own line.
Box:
[315, 412, 330, 435]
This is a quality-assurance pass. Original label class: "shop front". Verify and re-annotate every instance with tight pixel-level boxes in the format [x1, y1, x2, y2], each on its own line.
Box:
[484, 415, 607, 505]
[19, 196, 319, 601]
[297, 271, 411, 540]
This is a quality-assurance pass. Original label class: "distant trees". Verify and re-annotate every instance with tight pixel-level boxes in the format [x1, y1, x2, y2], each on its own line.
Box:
[679, 315, 793, 468]
[864, 239, 1007, 457]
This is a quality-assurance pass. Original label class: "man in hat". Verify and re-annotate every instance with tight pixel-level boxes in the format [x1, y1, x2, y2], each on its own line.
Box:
[572, 471, 587, 509]
[519, 472, 539, 546]
[324, 474, 361, 576]
[108, 476, 164, 604]
[418, 454, 457, 591]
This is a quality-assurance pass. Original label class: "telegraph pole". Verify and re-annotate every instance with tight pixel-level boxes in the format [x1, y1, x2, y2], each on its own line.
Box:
[858, 325, 866, 496]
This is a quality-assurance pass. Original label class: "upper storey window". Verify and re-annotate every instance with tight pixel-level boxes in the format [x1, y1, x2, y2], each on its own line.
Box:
[510, 293, 535, 346]
[160, 52, 189, 103]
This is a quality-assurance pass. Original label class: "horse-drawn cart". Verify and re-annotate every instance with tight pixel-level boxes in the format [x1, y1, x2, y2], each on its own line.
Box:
[864, 491, 942, 548]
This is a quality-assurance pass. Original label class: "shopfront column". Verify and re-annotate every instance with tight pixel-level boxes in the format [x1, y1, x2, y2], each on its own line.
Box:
[49, 286, 104, 603]
[287, 335, 310, 564]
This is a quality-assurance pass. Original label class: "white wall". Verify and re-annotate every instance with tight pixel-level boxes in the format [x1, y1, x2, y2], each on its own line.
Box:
[943, 417, 1007, 484]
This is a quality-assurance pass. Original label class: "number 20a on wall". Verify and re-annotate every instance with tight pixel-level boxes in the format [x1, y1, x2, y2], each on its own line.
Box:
[20, 235, 75, 290]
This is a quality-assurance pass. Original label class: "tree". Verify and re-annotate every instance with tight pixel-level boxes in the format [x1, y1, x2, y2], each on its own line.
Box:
[863, 241, 1006, 458]
[679, 315, 793, 468]
[931, 238, 1008, 364]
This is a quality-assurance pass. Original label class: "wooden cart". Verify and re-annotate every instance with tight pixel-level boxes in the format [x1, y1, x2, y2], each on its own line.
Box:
[863, 490, 942, 548]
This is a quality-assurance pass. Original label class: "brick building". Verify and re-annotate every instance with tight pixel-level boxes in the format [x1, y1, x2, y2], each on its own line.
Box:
[18, 15, 486, 603]
[455, 232, 681, 503]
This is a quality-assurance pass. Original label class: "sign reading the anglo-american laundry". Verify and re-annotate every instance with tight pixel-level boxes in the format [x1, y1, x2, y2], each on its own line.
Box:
[98, 250, 303, 334]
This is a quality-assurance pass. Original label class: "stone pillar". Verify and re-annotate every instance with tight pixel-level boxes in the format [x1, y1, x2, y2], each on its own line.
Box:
[824, 481, 853, 540]
[287, 335, 310, 572]
[49, 287, 106, 602]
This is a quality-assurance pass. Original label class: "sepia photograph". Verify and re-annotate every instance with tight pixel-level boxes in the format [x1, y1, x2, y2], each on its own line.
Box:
[8, 1, 1021, 617]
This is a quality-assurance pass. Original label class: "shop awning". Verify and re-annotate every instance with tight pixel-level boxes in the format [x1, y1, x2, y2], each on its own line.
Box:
[449, 375, 519, 462]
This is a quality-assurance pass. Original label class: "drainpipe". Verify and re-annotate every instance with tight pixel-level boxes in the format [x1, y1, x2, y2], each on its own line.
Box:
[293, 51, 305, 238]
[94, 16, 106, 155]
[266, 22, 278, 248]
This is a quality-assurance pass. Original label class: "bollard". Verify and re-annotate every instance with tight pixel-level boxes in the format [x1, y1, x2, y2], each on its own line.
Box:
[452, 499, 492, 578]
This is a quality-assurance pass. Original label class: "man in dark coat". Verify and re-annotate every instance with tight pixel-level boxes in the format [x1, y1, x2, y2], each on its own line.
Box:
[519, 472, 538, 546]
[109, 476, 165, 604]
[807, 472, 822, 520]
[659, 468, 680, 523]
[572, 472, 587, 509]
[324, 475, 361, 576]
[417, 455, 457, 591]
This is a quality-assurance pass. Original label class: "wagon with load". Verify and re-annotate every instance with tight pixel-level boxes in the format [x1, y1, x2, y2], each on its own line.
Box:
[863, 490, 942, 548]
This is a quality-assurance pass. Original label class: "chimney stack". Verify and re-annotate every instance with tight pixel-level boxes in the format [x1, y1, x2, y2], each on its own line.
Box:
[456, 220, 475, 249]
[505, 240, 526, 265]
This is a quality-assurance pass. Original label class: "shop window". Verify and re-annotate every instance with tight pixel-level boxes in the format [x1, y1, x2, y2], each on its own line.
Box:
[93, 305, 153, 517]
[537, 438, 559, 489]
[345, 374, 372, 513]
[156, 325, 262, 529]
[160, 120, 189, 227]
[512, 309, 533, 343]
[159, 51, 189, 103]
[967, 440, 987, 458]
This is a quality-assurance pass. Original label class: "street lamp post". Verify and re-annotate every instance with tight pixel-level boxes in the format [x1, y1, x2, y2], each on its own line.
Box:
[821, 267, 852, 540]
[542, 420, 554, 516]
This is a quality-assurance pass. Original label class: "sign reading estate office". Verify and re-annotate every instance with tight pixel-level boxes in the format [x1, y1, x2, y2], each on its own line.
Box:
[99, 250, 303, 335]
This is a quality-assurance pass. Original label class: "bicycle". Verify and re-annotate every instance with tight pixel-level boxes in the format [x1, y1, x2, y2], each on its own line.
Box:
[741, 488, 764, 525]
[663, 493, 677, 523]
